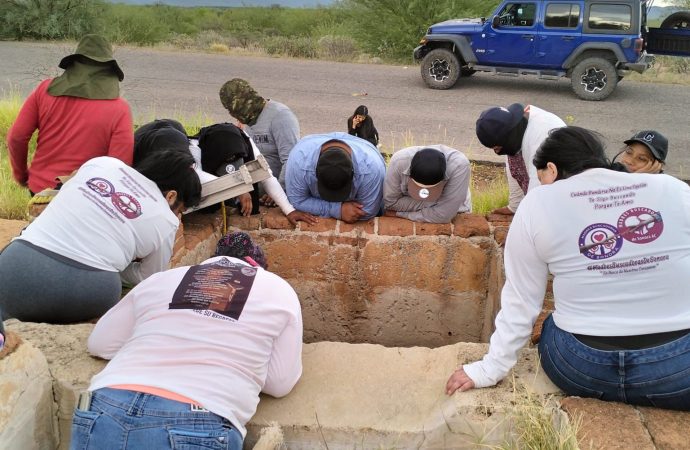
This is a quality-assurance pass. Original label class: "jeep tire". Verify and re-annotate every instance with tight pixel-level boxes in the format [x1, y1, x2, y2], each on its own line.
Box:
[421, 48, 460, 89]
[660, 11, 690, 29]
[570, 57, 618, 101]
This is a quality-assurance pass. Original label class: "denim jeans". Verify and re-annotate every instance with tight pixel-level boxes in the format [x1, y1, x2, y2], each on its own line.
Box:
[539, 314, 690, 410]
[69, 388, 243, 450]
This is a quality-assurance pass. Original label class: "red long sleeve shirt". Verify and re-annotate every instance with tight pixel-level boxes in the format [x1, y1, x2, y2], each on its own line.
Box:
[7, 79, 134, 193]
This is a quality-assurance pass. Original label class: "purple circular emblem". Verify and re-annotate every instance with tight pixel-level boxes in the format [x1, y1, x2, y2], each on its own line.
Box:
[578, 223, 623, 260]
[110, 193, 142, 219]
[86, 178, 114, 197]
[616, 208, 663, 244]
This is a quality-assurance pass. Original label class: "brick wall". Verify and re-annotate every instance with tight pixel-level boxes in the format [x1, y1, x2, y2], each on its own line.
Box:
[171, 207, 510, 348]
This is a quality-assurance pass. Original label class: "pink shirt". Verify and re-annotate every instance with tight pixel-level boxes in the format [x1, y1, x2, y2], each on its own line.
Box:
[7, 79, 134, 193]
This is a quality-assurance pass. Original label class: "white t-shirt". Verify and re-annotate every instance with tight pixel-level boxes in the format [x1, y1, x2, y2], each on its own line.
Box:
[87, 256, 303, 438]
[16, 157, 179, 285]
[465, 169, 690, 387]
[507, 105, 566, 212]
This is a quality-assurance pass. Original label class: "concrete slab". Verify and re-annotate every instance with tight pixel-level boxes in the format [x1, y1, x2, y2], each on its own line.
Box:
[5, 321, 561, 450]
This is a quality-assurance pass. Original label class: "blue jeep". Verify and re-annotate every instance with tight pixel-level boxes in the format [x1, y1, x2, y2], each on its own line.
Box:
[413, 0, 690, 100]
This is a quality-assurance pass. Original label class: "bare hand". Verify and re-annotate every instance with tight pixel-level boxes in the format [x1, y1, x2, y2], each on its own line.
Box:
[287, 210, 319, 226]
[445, 367, 476, 395]
[383, 210, 398, 217]
[237, 192, 252, 216]
[341, 201, 366, 223]
[260, 194, 276, 207]
[638, 159, 664, 174]
[491, 206, 514, 216]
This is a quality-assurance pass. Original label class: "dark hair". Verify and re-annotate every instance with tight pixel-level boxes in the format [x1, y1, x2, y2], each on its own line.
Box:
[533, 126, 610, 180]
[134, 149, 202, 208]
[354, 105, 368, 116]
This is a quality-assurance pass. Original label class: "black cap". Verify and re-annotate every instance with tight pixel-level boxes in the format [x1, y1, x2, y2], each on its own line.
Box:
[475, 103, 525, 148]
[316, 142, 354, 202]
[197, 123, 250, 176]
[624, 130, 668, 162]
[408, 148, 448, 202]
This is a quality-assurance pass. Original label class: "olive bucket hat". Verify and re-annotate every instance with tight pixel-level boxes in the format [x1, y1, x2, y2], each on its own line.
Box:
[58, 34, 124, 81]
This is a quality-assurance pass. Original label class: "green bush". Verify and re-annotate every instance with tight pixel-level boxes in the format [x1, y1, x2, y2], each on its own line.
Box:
[339, 0, 500, 61]
[317, 35, 358, 61]
[261, 36, 318, 59]
[0, 0, 105, 40]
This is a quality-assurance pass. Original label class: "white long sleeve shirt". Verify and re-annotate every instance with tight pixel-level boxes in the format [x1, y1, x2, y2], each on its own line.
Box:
[87, 256, 303, 438]
[506, 105, 566, 212]
[465, 169, 690, 387]
[16, 157, 178, 285]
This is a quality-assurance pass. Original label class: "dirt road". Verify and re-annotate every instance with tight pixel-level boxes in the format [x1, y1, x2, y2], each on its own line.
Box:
[1, 41, 688, 176]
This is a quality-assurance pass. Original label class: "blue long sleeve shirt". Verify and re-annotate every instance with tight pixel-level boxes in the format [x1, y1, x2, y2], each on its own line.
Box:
[285, 133, 386, 220]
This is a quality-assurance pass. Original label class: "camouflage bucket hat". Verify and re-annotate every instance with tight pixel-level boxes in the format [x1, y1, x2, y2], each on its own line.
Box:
[58, 34, 124, 81]
[219, 78, 266, 126]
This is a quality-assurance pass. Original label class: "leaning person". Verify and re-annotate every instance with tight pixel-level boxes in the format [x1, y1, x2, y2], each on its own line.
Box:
[475, 103, 564, 215]
[613, 130, 668, 174]
[446, 126, 690, 411]
[69, 234, 302, 450]
[0, 151, 200, 352]
[383, 145, 471, 223]
[7, 34, 133, 194]
[285, 132, 386, 223]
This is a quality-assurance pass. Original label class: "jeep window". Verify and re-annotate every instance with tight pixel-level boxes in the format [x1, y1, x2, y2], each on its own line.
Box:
[545, 4, 581, 28]
[496, 3, 537, 27]
[588, 4, 631, 31]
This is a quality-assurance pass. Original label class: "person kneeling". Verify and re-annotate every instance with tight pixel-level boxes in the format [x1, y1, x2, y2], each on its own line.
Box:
[69, 233, 302, 449]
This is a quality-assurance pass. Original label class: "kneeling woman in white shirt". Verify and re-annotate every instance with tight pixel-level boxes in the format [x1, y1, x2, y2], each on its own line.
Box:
[446, 126, 690, 411]
[0, 150, 201, 350]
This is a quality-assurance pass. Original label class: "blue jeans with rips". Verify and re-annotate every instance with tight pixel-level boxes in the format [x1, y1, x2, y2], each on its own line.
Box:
[539, 314, 690, 410]
[69, 388, 243, 450]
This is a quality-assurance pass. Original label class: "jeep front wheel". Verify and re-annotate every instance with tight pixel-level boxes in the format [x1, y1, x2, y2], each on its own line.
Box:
[570, 57, 618, 101]
[421, 48, 460, 89]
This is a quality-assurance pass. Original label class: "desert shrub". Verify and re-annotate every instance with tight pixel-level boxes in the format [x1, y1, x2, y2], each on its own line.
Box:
[262, 36, 318, 59]
[317, 35, 358, 61]
[0, 0, 105, 40]
[339, 0, 500, 61]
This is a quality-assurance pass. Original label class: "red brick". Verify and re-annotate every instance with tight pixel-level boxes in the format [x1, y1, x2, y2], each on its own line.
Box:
[415, 222, 452, 236]
[262, 207, 295, 230]
[453, 213, 490, 238]
[316, 235, 366, 247]
[339, 218, 376, 234]
[493, 225, 509, 247]
[378, 217, 414, 236]
[229, 214, 261, 230]
[184, 211, 224, 229]
[299, 218, 337, 233]
[560, 397, 654, 450]
[486, 213, 514, 224]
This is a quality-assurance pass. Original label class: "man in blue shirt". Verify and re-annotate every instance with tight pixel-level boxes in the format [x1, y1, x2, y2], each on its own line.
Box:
[285, 133, 386, 223]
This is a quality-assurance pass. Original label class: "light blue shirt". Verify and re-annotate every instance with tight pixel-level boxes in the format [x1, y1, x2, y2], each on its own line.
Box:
[285, 133, 386, 220]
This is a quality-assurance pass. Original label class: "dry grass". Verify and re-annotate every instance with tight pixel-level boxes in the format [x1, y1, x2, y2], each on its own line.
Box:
[0, 93, 33, 220]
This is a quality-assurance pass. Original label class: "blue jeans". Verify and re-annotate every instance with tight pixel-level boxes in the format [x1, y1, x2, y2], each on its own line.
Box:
[539, 314, 690, 410]
[69, 388, 243, 450]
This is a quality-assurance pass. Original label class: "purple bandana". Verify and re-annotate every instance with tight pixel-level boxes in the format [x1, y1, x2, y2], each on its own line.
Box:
[507, 152, 529, 195]
[214, 231, 267, 269]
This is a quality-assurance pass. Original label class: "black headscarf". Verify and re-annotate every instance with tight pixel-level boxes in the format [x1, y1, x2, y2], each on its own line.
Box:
[133, 119, 189, 165]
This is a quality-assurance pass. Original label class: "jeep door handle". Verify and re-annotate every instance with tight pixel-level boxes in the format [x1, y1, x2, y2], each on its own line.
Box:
[561, 36, 575, 41]
[521, 34, 534, 41]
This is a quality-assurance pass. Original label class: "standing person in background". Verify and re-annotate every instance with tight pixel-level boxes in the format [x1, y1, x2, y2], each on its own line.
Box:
[69, 234, 302, 450]
[219, 78, 299, 195]
[347, 105, 379, 148]
[475, 103, 564, 215]
[7, 34, 133, 194]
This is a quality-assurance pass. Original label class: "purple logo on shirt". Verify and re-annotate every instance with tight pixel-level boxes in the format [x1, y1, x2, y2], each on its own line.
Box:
[616, 208, 663, 244]
[578, 223, 623, 260]
[86, 177, 142, 219]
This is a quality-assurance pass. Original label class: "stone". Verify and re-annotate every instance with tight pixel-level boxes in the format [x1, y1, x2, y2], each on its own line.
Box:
[261, 207, 295, 230]
[560, 397, 654, 450]
[339, 218, 375, 235]
[416, 222, 452, 236]
[0, 219, 27, 248]
[0, 337, 57, 450]
[299, 217, 337, 233]
[637, 406, 690, 450]
[493, 225, 509, 247]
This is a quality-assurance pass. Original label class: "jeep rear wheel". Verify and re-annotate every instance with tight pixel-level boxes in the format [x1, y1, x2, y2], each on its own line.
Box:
[421, 48, 460, 89]
[660, 12, 690, 29]
[570, 57, 618, 101]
